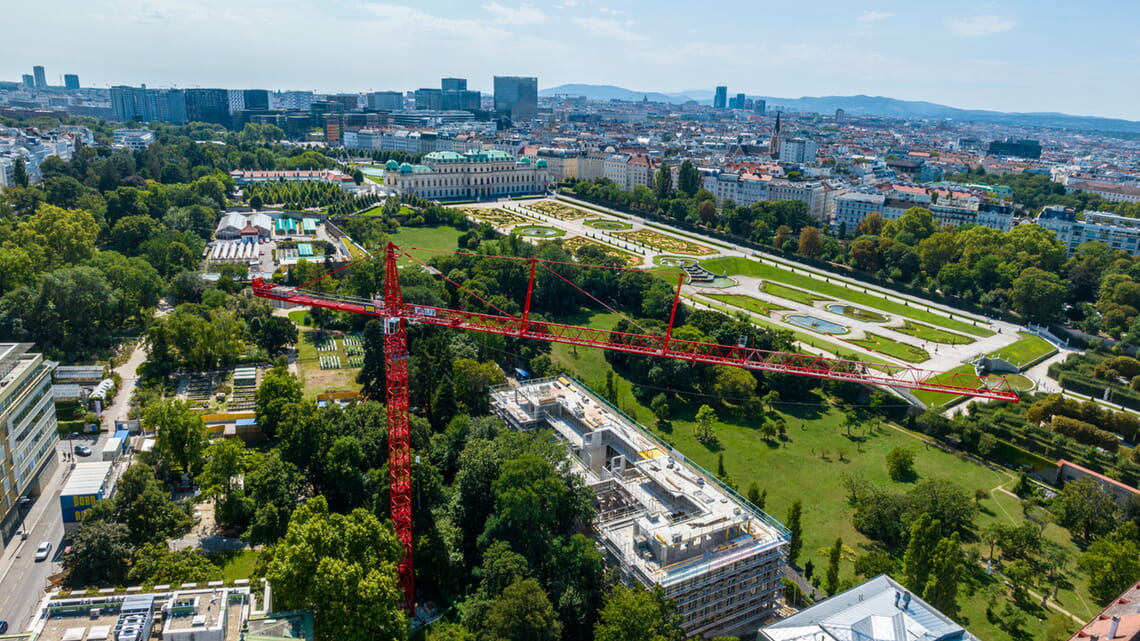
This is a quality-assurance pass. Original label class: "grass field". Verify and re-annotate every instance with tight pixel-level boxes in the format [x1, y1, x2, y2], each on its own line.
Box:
[389, 225, 465, 262]
[987, 333, 1057, 369]
[216, 549, 259, 582]
[893, 320, 974, 345]
[701, 293, 789, 316]
[911, 364, 981, 408]
[295, 330, 362, 400]
[544, 320, 1093, 640]
[847, 331, 930, 363]
[288, 309, 312, 326]
[761, 281, 829, 306]
[702, 257, 993, 337]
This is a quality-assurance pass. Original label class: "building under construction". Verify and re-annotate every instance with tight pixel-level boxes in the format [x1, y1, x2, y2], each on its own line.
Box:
[491, 376, 789, 638]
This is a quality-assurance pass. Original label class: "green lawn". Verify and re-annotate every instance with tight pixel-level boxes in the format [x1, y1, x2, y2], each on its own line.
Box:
[911, 364, 980, 408]
[390, 225, 465, 262]
[288, 309, 312, 326]
[761, 281, 829, 306]
[215, 549, 259, 582]
[847, 332, 930, 363]
[702, 293, 789, 316]
[987, 333, 1057, 369]
[894, 320, 974, 345]
[703, 257, 993, 337]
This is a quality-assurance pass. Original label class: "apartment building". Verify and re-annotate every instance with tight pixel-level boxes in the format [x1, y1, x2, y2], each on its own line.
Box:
[382, 149, 547, 200]
[0, 344, 58, 542]
[491, 377, 788, 639]
[1066, 180, 1140, 203]
[1037, 205, 1140, 256]
[704, 172, 829, 221]
[833, 191, 885, 233]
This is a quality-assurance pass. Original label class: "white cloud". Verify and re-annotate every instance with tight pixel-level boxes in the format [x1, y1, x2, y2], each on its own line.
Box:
[573, 16, 647, 43]
[482, 2, 547, 25]
[945, 15, 1015, 37]
[857, 11, 893, 22]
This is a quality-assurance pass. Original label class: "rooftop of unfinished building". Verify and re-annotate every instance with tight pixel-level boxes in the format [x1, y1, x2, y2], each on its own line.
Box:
[490, 376, 787, 584]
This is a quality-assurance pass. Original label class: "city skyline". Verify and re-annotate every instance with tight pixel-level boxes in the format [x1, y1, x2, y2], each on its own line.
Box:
[2, 0, 1139, 120]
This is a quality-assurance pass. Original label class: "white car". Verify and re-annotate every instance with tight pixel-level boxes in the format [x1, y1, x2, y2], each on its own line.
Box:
[33, 541, 51, 562]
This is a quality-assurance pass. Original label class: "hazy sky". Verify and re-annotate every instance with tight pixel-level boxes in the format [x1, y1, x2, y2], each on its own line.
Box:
[5, 0, 1138, 120]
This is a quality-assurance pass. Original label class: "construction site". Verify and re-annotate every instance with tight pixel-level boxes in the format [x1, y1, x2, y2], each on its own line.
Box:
[491, 376, 789, 638]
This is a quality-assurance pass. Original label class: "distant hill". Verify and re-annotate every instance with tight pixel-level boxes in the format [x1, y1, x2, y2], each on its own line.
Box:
[539, 84, 1140, 134]
[539, 84, 696, 104]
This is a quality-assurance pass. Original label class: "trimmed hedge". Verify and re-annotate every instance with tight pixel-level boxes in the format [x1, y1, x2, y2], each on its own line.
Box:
[1052, 415, 1119, 450]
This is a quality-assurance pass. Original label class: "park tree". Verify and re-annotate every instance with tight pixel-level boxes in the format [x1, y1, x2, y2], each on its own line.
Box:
[654, 162, 673, 201]
[798, 226, 824, 258]
[886, 447, 915, 481]
[128, 543, 219, 585]
[1079, 522, 1140, 604]
[1011, 267, 1067, 323]
[266, 496, 406, 641]
[650, 393, 671, 425]
[594, 585, 685, 641]
[12, 157, 28, 187]
[481, 452, 593, 567]
[883, 207, 936, 243]
[746, 483, 766, 510]
[694, 404, 719, 444]
[255, 365, 303, 438]
[245, 450, 305, 545]
[825, 537, 843, 595]
[15, 204, 99, 268]
[922, 533, 964, 616]
[786, 500, 804, 566]
[677, 160, 700, 197]
[1053, 477, 1117, 540]
[143, 399, 207, 476]
[854, 549, 897, 579]
[698, 200, 717, 225]
[902, 514, 941, 593]
[113, 463, 192, 545]
[907, 479, 977, 534]
[480, 578, 562, 641]
[198, 438, 253, 528]
[856, 212, 885, 236]
[256, 316, 298, 355]
[64, 520, 132, 588]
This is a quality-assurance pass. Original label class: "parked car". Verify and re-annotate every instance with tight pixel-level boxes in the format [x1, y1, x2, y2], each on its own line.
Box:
[0, 620, 9, 634]
[34, 541, 51, 562]
[73, 444, 92, 457]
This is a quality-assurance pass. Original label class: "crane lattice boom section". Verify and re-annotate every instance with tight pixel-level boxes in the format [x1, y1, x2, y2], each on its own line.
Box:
[250, 256, 1017, 403]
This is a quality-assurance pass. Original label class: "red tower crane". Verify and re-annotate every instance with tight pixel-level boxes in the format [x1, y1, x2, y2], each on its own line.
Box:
[252, 242, 1019, 614]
